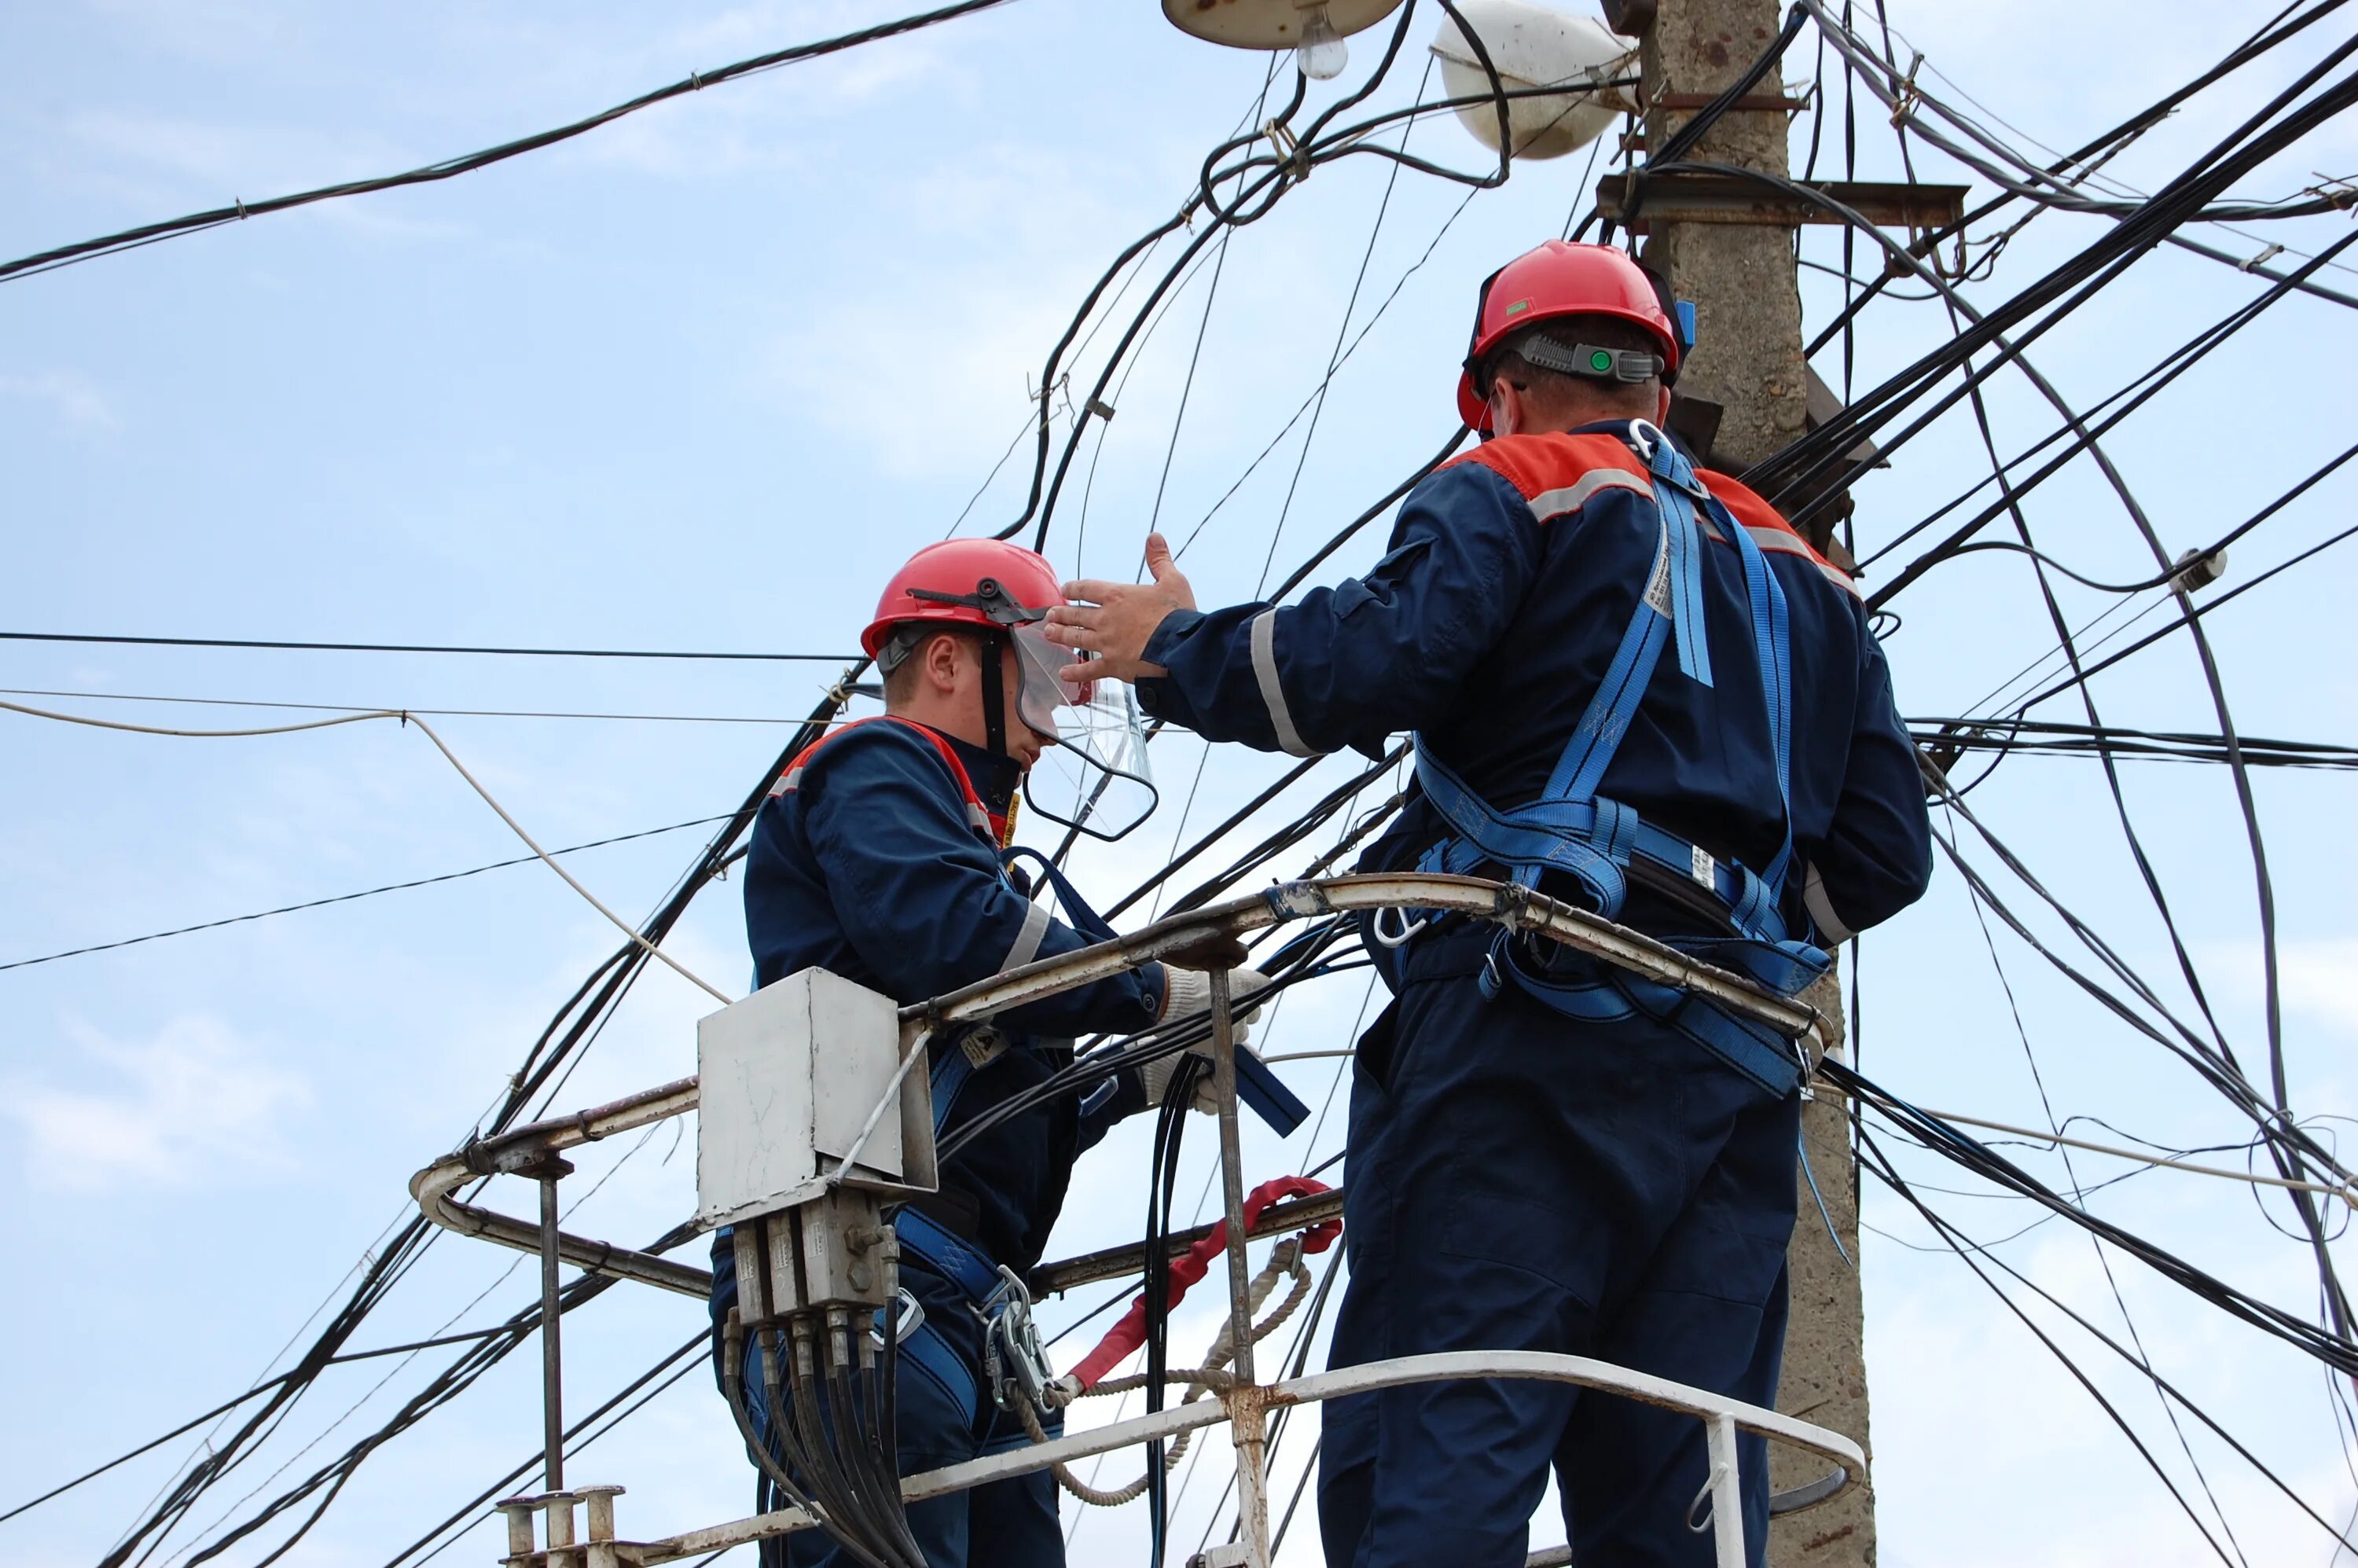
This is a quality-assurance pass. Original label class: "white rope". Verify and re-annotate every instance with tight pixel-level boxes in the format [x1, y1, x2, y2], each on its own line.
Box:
[0, 696, 734, 1004]
[1027, 1238, 1310, 1507]
[1909, 1103, 2358, 1209]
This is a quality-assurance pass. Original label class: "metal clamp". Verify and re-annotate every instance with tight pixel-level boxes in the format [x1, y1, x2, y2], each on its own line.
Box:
[1368, 904, 1429, 949]
[977, 1265, 1059, 1416]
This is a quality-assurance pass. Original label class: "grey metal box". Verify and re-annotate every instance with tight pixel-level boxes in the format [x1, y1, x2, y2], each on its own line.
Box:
[696, 967, 937, 1231]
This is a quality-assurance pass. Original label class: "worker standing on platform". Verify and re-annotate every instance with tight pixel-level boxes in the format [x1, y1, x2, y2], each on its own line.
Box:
[710, 538, 1262, 1568]
[1044, 241, 1932, 1568]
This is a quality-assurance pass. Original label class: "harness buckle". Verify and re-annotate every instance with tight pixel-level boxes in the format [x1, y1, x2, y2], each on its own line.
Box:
[869, 1287, 927, 1350]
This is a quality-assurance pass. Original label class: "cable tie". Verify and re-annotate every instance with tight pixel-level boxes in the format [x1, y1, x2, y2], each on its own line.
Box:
[689, 70, 704, 90]
[1264, 119, 1307, 182]
[234, 197, 248, 219]
[1889, 50, 1925, 127]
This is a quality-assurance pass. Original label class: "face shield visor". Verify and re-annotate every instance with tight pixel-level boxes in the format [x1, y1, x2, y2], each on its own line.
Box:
[1010, 624, 1158, 843]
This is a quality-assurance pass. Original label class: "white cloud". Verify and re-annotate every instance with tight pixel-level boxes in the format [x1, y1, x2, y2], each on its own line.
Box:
[2280, 939, 2358, 1036]
[0, 370, 117, 430]
[2202, 936, 2358, 1039]
[2, 1016, 310, 1192]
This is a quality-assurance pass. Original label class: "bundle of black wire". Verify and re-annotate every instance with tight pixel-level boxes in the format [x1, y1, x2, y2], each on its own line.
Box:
[720, 1277, 927, 1568]
[936, 916, 1362, 1166]
[1826, 1058, 2358, 1380]
[1140, 1051, 1205, 1568]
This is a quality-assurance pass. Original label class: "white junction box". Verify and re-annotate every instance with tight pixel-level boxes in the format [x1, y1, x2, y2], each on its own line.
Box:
[696, 967, 938, 1231]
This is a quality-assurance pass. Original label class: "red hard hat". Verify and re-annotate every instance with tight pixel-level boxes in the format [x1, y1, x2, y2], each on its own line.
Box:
[1455, 241, 1682, 431]
[861, 538, 1066, 657]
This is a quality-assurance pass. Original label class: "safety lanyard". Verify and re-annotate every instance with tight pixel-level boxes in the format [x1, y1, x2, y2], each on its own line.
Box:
[928, 846, 1119, 1134]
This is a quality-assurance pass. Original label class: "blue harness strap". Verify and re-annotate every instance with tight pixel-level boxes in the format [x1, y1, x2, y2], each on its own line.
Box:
[1412, 421, 1828, 1097]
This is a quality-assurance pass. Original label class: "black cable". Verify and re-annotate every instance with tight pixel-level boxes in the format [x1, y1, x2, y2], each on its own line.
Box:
[0, 630, 854, 661]
[1751, 39, 2358, 513]
[98, 676, 859, 1566]
[2007, 512, 2358, 715]
[1910, 720, 2358, 771]
[0, 0, 1025, 282]
[0, 813, 733, 973]
[1860, 1140, 2358, 1553]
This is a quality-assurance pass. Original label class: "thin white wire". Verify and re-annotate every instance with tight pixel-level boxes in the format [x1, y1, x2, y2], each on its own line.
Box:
[0, 697, 734, 1004]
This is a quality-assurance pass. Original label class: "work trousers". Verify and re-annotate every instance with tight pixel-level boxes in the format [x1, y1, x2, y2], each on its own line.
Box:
[1317, 939, 1802, 1568]
[720, 1256, 1064, 1568]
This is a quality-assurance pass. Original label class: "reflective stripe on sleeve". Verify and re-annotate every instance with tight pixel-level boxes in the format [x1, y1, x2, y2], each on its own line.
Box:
[1804, 863, 1855, 945]
[1249, 608, 1319, 758]
[996, 897, 1052, 975]
[1526, 469, 1655, 524]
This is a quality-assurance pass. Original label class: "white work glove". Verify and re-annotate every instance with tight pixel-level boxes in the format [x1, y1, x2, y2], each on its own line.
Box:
[1142, 968, 1273, 1114]
[1157, 966, 1272, 1030]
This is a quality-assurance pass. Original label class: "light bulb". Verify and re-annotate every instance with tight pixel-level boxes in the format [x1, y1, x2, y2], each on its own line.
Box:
[1296, 6, 1348, 80]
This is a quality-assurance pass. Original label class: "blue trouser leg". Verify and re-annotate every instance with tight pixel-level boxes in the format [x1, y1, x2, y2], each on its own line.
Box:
[1317, 960, 1798, 1568]
[1555, 1092, 1801, 1566]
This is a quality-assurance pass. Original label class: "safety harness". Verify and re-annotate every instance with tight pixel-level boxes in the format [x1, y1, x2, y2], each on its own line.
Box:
[1412, 420, 1830, 1098]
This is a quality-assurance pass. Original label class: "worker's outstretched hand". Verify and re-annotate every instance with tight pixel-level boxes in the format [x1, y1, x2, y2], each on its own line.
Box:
[1045, 531, 1196, 685]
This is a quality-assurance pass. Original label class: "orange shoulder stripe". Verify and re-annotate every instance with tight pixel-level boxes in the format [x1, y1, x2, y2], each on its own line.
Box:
[1699, 468, 1858, 597]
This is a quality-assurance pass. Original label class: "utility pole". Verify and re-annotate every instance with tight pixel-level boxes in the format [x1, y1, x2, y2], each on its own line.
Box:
[1613, 1, 1879, 1562]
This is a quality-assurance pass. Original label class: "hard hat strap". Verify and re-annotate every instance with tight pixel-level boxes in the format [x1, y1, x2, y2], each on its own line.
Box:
[979, 627, 1009, 762]
[1511, 335, 1665, 385]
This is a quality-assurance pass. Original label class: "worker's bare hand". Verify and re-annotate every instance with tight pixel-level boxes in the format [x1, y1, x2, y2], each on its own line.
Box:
[1045, 531, 1195, 684]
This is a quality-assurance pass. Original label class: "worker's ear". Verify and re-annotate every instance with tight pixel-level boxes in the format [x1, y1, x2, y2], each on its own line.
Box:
[921, 630, 967, 694]
[1655, 384, 1673, 426]
[1488, 380, 1522, 439]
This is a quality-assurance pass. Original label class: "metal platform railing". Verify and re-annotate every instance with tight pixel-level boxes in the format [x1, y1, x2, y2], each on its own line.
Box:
[413, 873, 1849, 1568]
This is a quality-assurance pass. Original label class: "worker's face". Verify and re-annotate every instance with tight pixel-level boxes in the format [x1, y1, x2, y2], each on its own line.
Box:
[977, 639, 1049, 771]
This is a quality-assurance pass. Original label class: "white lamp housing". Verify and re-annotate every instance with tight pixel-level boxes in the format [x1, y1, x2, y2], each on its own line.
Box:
[1431, 0, 1639, 160]
[1162, 0, 1409, 51]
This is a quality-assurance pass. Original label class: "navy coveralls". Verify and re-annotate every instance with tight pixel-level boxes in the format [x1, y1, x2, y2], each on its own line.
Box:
[1137, 421, 1931, 1568]
[709, 716, 1168, 1568]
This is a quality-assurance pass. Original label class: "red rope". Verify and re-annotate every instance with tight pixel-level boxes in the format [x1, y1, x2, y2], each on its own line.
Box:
[1069, 1175, 1341, 1390]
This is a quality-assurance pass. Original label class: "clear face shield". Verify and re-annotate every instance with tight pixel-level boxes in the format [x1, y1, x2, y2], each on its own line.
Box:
[1010, 622, 1159, 843]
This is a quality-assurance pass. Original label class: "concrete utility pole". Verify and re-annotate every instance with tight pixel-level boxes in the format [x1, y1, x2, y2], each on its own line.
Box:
[1616, 1, 1878, 1562]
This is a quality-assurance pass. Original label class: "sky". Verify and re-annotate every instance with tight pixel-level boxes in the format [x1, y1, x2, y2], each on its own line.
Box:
[4, 1, 2358, 1564]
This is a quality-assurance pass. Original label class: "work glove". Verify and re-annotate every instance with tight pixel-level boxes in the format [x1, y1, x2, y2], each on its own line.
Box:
[1142, 968, 1274, 1114]
[1157, 966, 1272, 1029]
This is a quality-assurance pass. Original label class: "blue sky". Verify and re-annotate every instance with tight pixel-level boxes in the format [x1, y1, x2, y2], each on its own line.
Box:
[4, 2, 2357, 1564]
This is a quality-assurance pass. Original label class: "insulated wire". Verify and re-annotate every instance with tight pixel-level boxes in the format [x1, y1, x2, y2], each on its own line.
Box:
[60, 0, 2358, 1547]
[0, 697, 733, 1004]
[0, 813, 733, 974]
[0, 0, 1027, 282]
[0, 630, 855, 661]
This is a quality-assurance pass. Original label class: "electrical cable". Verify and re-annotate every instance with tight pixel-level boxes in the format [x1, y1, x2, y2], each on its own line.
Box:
[0, 630, 855, 661]
[0, 813, 733, 974]
[0, 0, 1026, 283]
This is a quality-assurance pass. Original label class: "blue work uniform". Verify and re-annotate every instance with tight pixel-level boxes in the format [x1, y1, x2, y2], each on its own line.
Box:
[708, 715, 1169, 1568]
[1135, 420, 1932, 1568]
